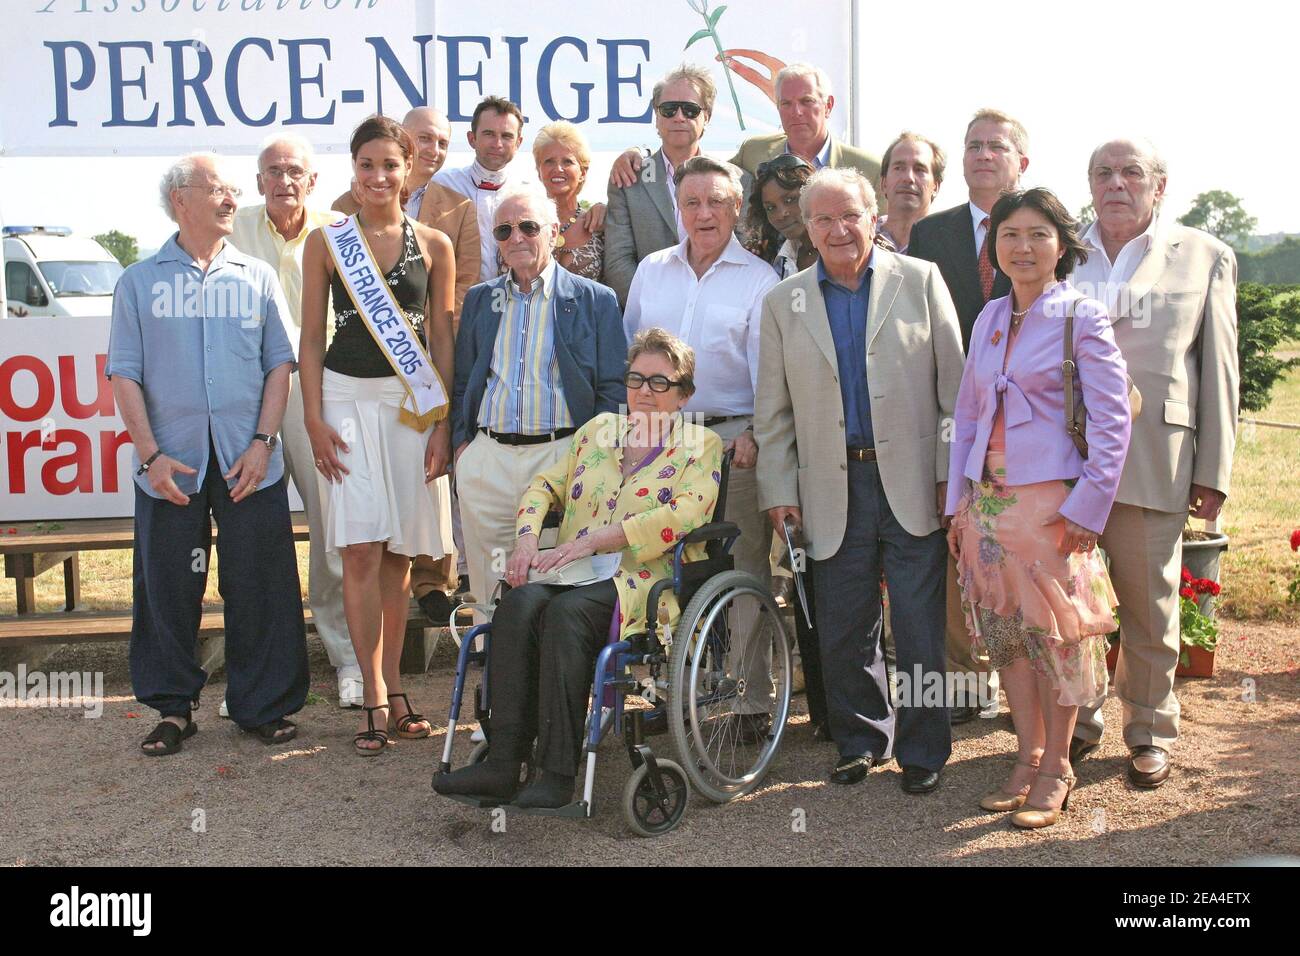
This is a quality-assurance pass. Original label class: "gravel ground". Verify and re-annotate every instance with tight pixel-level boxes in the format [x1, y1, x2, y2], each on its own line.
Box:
[2, 617, 1296, 867]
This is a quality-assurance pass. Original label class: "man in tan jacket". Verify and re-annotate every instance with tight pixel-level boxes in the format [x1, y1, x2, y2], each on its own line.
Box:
[1070, 137, 1239, 788]
[755, 167, 964, 793]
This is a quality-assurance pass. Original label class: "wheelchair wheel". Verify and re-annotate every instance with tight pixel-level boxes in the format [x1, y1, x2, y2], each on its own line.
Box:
[667, 570, 792, 804]
[622, 759, 689, 837]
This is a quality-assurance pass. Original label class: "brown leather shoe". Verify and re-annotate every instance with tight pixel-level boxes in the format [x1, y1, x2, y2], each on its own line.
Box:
[1128, 746, 1172, 788]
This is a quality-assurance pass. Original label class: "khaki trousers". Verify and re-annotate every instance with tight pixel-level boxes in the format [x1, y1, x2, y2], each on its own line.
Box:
[1077, 502, 1186, 751]
[454, 431, 569, 612]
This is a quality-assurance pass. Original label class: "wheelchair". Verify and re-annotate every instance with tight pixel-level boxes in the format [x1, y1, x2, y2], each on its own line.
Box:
[433, 453, 793, 836]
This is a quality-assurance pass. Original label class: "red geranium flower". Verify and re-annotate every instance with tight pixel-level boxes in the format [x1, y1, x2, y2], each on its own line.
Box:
[1181, 567, 1193, 583]
[1291, 528, 1300, 552]
[1207, 580, 1222, 596]
[1179, 586, 1195, 600]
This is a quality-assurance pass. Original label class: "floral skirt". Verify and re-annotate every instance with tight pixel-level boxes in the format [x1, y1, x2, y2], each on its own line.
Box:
[952, 451, 1115, 707]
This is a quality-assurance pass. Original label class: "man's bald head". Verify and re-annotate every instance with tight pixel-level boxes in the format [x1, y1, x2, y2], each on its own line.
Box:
[404, 107, 452, 181]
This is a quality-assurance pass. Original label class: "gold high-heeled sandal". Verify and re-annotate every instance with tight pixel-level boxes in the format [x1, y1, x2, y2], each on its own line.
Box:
[979, 758, 1041, 812]
[1010, 770, 1076, 829]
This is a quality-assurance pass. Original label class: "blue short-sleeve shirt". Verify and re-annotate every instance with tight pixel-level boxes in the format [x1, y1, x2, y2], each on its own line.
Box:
[105, 234, 296, 498]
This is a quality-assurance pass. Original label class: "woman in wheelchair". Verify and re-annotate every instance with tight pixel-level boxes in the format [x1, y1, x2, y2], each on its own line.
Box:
[434, 328, 723, 809]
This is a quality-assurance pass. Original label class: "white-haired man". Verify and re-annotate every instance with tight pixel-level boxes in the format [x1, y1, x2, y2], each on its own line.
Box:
[1069, 138, 1239, 788]
[755, 167, 964, 792]
[451, 183, 626, 611]
[108, 153, 308, 755]
[232, 135, 361, 709]
[624, 155, 780, 737]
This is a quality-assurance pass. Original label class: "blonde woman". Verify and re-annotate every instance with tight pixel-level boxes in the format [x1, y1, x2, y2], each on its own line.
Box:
[533, 120, 606, 282]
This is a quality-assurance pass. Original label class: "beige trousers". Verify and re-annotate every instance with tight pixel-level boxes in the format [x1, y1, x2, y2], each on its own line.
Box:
[1077, 502, 1186, 750]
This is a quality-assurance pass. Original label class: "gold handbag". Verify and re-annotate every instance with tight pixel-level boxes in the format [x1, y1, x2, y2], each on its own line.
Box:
[1062, 300, 1141, 458]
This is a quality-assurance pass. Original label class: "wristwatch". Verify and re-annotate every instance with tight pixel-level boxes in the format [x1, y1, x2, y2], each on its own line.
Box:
[253, 433, 278, 450]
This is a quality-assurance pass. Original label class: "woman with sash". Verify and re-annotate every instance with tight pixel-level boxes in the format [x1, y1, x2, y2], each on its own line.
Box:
[300, 115, 456, 755]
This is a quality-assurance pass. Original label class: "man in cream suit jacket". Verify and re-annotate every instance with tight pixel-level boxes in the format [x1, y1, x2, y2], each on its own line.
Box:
[1070, 138, 1239, 788]
[755, 168, 964, 793]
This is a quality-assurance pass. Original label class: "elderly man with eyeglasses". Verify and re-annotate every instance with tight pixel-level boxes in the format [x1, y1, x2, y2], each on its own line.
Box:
[451, 183, 626, 614]
[231, 134, 363, 709]
[107, 152, 309, 756]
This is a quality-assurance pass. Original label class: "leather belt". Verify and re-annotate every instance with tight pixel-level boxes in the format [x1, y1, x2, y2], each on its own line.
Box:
[480, 427, 576, 446]
[703, 415, 743, 427]
[847, 446, 877, 462]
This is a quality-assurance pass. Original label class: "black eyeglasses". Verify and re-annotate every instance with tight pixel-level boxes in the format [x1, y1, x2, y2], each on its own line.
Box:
[656, 101, 703, 120]
[757, 154, 813, 178]
[624, 371, 683, 393]
[492, 220, 543, 241]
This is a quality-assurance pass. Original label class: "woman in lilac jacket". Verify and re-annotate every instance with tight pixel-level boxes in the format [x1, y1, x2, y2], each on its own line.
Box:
[945, 188, 1131, 829]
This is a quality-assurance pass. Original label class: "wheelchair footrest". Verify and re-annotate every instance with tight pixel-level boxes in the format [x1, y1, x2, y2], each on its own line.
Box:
[506, 801, 591, 820]
[438, 792, 510, 809]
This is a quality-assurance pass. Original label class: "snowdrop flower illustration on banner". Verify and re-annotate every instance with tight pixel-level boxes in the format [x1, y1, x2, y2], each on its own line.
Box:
[685, 0, 746, 129]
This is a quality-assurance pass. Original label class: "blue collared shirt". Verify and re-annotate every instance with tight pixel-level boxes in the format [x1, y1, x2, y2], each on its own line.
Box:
[785, 134, 834, 169]
[105, 234, 296, 499]
[818, 258, 874, 447]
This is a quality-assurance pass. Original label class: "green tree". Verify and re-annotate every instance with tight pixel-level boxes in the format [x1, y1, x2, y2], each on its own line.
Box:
[1178, 191, 1257, 247]
[93, 230, 139, 266]
[1236, 283, 1300, 412]
[1076, 202, 1095, 227]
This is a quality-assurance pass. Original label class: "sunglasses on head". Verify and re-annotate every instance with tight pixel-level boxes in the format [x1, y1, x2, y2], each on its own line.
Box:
[624, 371, 683, 393]
[492, 220, 543, 242]
[656, 101, 703, 120]
[757, 154, 813, 178]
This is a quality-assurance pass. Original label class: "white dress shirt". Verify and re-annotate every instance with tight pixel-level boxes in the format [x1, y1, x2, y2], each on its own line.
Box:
[969, 199, 993, 252]
[1071, 216, 1161, 314]
[434, 159, 535, 282]
[624, 234, 778, 416]
[661, 152, 689, 243]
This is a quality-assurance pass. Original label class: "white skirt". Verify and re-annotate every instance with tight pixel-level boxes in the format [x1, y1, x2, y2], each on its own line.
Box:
[320, 368, 453, 558]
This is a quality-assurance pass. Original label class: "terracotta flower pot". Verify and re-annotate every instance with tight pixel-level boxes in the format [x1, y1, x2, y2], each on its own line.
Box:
[1176, 643, 1216, 679]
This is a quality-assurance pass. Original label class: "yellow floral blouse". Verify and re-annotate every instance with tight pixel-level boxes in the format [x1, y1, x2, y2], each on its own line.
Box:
[515, 412, 724, 640]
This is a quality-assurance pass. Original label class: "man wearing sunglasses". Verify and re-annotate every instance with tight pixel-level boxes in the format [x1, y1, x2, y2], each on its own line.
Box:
[624, 156, 781, 741]
[605, 64, 715, 307]
[452, 184, 626, 616]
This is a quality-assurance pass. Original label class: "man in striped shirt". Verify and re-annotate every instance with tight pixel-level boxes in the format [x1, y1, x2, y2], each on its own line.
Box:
[452, 183, 626, 610]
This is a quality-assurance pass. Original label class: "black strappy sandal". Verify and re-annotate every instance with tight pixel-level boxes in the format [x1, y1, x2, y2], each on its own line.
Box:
[354, 704, 390, 756]
[387, 693, 433, 739]
[140, 716, 197, 756]
[241, 717, 298, 746]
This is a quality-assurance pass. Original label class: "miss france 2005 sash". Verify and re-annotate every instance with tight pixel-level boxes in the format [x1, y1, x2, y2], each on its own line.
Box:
[323, 215, 448, 431]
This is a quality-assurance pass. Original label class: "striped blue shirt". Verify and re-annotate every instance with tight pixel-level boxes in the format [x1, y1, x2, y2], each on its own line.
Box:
[478, 259, 574, 434]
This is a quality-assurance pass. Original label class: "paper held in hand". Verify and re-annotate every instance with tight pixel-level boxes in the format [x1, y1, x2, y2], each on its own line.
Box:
[527, 552, 622, 587]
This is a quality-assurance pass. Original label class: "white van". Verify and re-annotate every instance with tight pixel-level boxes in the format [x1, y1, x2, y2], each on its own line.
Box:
[3, 226, 123, 318]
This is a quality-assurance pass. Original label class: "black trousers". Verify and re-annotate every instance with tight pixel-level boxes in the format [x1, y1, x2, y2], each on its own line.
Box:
[129, 439, 309, 728]
[486, 580, 618, 776]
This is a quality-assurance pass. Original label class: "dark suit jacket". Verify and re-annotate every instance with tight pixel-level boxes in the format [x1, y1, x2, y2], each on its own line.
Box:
[452, 265, 628, 449]
[907, 202, 1011, 350]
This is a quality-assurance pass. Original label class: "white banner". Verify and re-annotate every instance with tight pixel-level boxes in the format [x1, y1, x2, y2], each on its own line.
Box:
[0, 0, 851, 156]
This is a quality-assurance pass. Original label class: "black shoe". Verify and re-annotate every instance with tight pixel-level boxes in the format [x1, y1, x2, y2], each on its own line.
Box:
[830, 754, 874, 785]
[730, 713, 772, 745]
[1069, 736, 1100, 765]
[950, 705, 979, 725]
[514, 770, 576, 809]
[417, 589, 453, 627]
[901, 766, 941, 794]
[432, 760, 522, 801]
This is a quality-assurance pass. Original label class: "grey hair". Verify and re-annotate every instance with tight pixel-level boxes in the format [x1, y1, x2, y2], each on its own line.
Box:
[673, 155, 744, 204]
[1087, 136, 1168, 181]
[651, 63, 717, 116]
[159, 152, 221, 223]
[494, 181, 559, 228]
[799, 166, 879, 219]
[774, 62, 832, 102]
[257, 133, 315, 171]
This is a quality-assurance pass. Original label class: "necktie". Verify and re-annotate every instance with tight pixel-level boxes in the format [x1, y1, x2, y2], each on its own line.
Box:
[977, 215, 995, 302]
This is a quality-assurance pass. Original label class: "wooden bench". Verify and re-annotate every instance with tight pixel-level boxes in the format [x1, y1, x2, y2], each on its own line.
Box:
[0, 514, 444, 672]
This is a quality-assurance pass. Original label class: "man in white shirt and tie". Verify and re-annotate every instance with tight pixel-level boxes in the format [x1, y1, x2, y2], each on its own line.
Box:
[434, 96, 533, 282]
[624, 156, 780, 737]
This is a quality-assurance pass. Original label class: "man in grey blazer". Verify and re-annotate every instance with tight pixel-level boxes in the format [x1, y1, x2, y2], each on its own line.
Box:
[1069, 137, 1239, 788]
[755, 167, 965, 793]
[604, 64, 715, 306]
